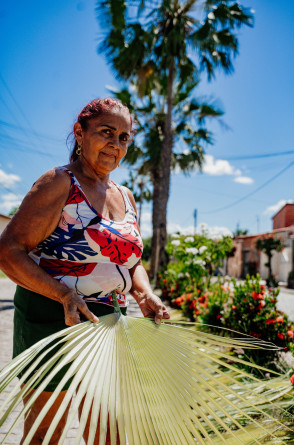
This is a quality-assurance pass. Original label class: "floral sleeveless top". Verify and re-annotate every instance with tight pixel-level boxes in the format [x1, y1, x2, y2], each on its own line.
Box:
[29, 167, 143, 307]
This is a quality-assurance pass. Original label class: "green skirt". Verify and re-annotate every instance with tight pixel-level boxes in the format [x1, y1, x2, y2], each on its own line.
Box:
[13, 285, 127, 392]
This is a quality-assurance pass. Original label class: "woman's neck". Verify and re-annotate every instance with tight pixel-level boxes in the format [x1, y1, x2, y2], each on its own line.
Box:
[74, 157, 111, 187]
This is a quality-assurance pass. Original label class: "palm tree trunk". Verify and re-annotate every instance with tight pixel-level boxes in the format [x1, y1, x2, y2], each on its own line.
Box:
[150, 61, 174, 279]
[268, 252, 272, 281]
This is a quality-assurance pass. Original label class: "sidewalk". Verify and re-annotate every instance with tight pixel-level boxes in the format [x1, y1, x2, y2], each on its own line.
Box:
[0, 278, 142, 444]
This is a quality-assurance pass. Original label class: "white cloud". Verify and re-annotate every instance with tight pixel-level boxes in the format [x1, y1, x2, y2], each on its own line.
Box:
[202, 155, 238, 176]
[139, 212, 152, 238]
[140, 212, 151, 223]
[139, 212, 233, 240]
[0, 193, 24, 213]
[168, 221, 233, 238]
[202, 155, 254, 185]
[263, 199, 293, 215]
[234, 175, 254, 185]
[0, 169, 20, 187]
[173, 154, 253, 184]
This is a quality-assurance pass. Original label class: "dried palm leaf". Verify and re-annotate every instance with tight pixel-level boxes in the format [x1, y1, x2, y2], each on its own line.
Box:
[0, 294, 293, 444]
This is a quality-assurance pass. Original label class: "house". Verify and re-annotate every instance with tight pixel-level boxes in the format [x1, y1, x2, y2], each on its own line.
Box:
[0, 213, 11, 235]
[227, 203, 294, 283]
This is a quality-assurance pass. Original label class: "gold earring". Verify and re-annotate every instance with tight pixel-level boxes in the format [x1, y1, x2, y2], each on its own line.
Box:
[76, 144, 82, 156]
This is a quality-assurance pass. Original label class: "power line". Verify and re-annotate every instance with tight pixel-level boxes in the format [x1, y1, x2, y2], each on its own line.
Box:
[201, 161, 294, 214]
[0, 120, 63, 143]
[0, 73, 42, 143]
[225, 151, 294, 160]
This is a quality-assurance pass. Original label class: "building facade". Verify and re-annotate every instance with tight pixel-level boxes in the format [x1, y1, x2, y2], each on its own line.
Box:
[227, 204, 294, 285]
[0, 214, 11, 235]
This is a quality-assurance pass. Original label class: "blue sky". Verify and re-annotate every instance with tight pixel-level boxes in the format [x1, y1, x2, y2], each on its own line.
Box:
[0, 0, 293, 238]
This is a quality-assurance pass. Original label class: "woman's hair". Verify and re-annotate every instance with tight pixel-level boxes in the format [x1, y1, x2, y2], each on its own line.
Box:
[70, 98, 132, 162]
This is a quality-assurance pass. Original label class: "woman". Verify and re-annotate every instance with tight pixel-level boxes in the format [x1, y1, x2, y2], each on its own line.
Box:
[0, 97, 170, 444]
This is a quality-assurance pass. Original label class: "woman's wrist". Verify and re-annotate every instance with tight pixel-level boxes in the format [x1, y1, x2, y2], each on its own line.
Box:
[130, 288, 154, 304]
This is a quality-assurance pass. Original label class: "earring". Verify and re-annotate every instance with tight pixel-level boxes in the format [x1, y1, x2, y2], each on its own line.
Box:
[76, 144, 82, 156]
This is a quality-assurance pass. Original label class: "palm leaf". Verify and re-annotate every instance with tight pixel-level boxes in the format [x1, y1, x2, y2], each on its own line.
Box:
[0, 301, 293, 444]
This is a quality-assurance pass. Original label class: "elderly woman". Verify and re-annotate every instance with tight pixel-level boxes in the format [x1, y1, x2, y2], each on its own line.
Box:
[0, 98, 169, 444]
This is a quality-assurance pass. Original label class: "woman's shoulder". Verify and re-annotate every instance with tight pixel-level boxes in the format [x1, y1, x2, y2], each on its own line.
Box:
[30, 166, 72, 200]
[35, 166, 71, 186]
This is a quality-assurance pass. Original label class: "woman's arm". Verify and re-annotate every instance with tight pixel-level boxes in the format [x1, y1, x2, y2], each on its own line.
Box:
[129, 259, 170, 324]
[0, 169, 98, 326]
[125, 187, 170, 324]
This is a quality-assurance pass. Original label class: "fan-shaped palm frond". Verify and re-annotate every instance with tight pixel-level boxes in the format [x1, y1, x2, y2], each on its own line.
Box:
[0, 298, 293, 444]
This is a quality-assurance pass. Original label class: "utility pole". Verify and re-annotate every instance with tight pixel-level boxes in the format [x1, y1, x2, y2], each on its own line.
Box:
[193, 209, 197, 235]
[256, 215, 260, 234]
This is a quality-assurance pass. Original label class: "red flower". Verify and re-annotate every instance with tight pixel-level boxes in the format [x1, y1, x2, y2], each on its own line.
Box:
[163, 279, 167, 283]
[175, 297, 183, 306]
[290, 374, 294, 385]
[288, 330, 294, 338]
[260, 285, 266, 290]
[252, 291, 263, 300]
[216, 314, 222, 320]
[232, 305, 237, 310]
[276, 316, 285, 323]
[271, 299, 276, 303]
[266, 318, 276, 324]
[198, 296, 206, 303]
[249, 332, 261, 338]
[277, 332, 284, 340]
[197, 289, 201, 293]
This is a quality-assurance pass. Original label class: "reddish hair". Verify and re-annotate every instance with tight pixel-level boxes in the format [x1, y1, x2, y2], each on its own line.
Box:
[70, 98, 132, 162]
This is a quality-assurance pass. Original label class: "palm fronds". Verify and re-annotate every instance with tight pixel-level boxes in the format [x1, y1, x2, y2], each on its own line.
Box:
[0, 311, 293, 444]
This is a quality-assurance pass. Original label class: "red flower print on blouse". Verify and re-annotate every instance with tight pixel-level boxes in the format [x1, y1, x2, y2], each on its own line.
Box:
[65, 184, 84, 205]
[40, 258, 96, 277]
[86, 227, 143, 265]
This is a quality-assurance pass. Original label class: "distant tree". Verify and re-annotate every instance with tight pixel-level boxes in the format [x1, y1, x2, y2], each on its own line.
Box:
[234, 228, 249, 237]
[8, 206, 19, 216]
[255, 236, 285, 287]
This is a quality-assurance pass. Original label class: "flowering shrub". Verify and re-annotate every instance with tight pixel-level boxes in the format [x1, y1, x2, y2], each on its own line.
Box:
[159, 266, 294, 374]
[159, 233, 233, 301]
[223, 275, 293, 346]
[222, 275, 294, 373]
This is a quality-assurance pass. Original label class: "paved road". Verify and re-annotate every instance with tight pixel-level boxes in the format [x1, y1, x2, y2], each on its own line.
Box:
[0, 278, 142, 444]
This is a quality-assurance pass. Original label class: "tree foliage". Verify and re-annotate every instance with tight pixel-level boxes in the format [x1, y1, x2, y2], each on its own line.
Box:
[256, 236, 285, 286]
[96, 0, 254, 277]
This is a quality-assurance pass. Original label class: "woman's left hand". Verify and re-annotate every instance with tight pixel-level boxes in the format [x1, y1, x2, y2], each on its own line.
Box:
[137, 293, 170, 325]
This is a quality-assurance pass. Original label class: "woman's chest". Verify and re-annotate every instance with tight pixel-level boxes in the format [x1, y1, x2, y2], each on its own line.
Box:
[82, 183, 127, 222]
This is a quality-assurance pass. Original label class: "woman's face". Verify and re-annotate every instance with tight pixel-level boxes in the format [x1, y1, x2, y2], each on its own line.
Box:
[74, 108, 131, 176]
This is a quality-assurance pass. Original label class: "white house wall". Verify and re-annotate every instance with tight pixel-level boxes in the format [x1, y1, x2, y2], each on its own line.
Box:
[259, 240, 293, 283]
[0, 216, 10, 235]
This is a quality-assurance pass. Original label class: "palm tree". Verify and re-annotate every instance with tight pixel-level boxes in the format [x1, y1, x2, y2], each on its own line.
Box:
[256, 236, 285, 287]
[96, 0, 254, 278]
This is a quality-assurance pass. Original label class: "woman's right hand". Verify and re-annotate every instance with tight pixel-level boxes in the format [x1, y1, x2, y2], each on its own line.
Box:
[60, 289, 99, 326]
